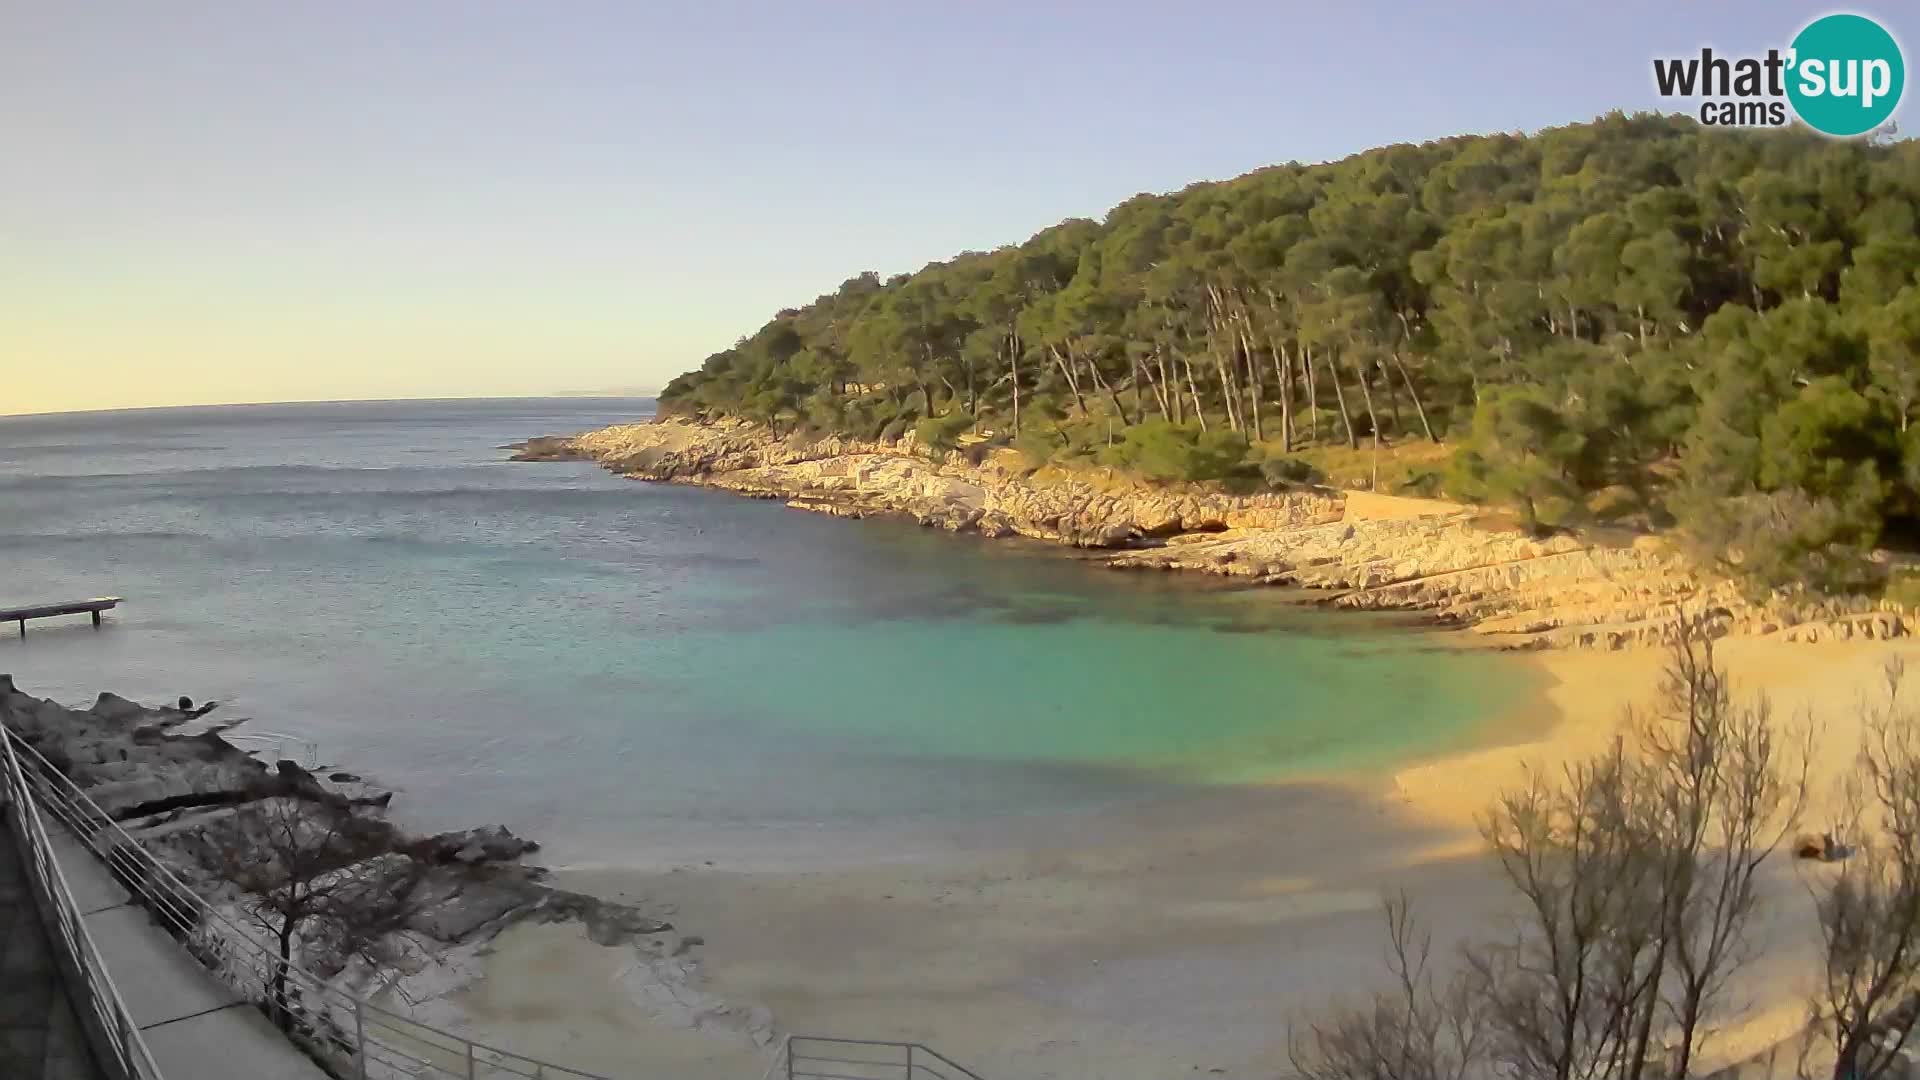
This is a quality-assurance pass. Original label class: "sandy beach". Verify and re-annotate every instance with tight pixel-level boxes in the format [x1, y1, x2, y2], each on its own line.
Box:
[457, 637, 1920, 1079]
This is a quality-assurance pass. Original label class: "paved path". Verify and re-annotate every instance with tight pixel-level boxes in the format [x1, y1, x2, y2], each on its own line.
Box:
[47, 829, 331, 1079]
[0, 824, 103, 1079]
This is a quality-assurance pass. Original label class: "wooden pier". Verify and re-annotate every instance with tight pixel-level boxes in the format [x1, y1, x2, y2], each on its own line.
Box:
[3, 598, 122, 637]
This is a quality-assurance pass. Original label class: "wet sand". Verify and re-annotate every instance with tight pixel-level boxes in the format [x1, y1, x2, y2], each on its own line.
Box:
[457, 638, 1920, 1079]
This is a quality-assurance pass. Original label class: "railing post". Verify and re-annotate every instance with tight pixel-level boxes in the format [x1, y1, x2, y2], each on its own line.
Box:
[121, 1011, 138, 1072]
[787, 1036, 796, 1080]
[354, 997, 367, 1079]
[467, 1039, 477, 1079]
[907, 1043, 915, 1079]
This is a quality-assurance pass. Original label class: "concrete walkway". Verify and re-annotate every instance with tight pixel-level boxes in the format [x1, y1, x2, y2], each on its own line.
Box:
[0, 824, 103, 1079]
[47, 830, 328, 1080]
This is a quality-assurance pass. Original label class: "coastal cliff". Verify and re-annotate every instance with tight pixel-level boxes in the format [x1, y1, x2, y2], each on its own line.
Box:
[520, 417, 1918, 650]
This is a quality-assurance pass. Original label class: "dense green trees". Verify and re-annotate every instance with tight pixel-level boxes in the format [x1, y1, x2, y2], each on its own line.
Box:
[662, 113, 1920, 592]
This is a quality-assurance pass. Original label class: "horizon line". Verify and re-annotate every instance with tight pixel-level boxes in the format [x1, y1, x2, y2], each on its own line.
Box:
[0, 392, 660, 422]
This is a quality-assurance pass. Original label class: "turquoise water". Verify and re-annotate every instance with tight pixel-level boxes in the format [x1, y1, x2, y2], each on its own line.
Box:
[0, 399, 1537, 862]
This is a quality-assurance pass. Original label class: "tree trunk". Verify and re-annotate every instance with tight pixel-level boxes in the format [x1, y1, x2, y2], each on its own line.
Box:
[1327, 347, 1358, 449]
[1388, 350, 1437, 443]
[1377, 357, 1402, 434]
[1349, 347, 1382, 484]
[1087, 355, 1128, 423]
[1159, 351, 1175, 422]
[1238, 322, 1263, 442]
[1304, 343, 1322, 445]
[1203, 286, 1242, 433]
[1274, 340, 1290, 449]
[1144, 349, 1172, 421]
[1049, 343, 1087, 415]
[1182, 354, 1208, 432]
[273, 918, 297, 1031]
[1009, 332, 1021, 437]
[922, 345, 938, 417]
[1669, 992, 1704, 1080]
[1209, 325, 1240, 433]
[1121, 349, 1136, 424]
[1834, 1036, 1863, 1080]
[1623, 935, 1669, 1080]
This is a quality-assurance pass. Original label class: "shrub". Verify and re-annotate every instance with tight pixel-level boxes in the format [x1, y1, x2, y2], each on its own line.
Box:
[1444, 386, 1585, 531]
[1098, 421, 1251, 484]
[844, 397, 898, 440]
[913, 412, 975, 458]
[1676, 486, 1883, 597]
[1261, 455, 1323, 489]
[1586, 484, 1643, 522]
[1013, 428, 1059, 469]
[1394, 467, 1445, 498]
[802, 392, 847, 434]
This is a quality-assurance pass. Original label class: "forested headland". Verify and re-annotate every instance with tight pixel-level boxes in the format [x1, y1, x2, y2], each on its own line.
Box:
[659, 113, 1920, 596]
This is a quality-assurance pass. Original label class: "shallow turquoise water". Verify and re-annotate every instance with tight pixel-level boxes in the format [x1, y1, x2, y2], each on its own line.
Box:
[0, 399, 1538, 862]
[688, 606, 1513, 783]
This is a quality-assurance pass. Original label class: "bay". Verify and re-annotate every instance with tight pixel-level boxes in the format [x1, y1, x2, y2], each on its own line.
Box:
[0, 398, 1538, 863]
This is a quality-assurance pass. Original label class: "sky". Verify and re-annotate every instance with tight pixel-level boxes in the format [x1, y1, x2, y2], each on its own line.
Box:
[2, 2, 1908, 415]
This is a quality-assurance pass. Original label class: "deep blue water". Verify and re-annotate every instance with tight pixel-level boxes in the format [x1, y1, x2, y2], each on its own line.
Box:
[0, 399, 1535, 864]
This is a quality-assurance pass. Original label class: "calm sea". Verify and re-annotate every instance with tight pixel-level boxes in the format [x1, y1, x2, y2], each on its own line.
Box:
[0, 399, 1536, 864]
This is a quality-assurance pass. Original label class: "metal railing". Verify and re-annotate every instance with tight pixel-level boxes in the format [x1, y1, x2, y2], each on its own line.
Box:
[0, 722, 166, 1080]
[782, 1036, 986, 1080]
[4, 725, 994, 1080]
[4, 726, 610, 1080]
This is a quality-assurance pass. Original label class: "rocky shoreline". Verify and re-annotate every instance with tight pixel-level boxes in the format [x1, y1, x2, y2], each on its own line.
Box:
[516, 416, 1918, 650]
[0, 675, 774, 1059]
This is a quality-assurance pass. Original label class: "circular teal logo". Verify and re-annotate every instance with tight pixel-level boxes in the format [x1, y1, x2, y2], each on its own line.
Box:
[1787, 14, 1905, 137]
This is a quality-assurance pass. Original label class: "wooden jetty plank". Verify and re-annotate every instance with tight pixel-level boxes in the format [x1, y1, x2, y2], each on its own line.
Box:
[3, 597, 122, 636]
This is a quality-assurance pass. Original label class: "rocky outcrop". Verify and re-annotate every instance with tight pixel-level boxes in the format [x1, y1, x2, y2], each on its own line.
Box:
[501, 436, 588, 462]
[409, 823, 541, 865]
[0, 676, 682, 945]
[0, 675, 722, 1054]
[522, 416, 1904, 651]
[545, 416, 1345, 548]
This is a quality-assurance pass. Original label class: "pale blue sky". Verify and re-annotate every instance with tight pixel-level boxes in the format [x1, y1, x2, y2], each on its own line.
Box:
[2, 2, 1905, 413]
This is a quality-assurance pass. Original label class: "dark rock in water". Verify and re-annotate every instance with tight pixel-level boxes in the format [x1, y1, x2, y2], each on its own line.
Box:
[509, 436, 588, 462]
[406, 874, 546, 941]
[90, 692, 144, 722]
[273, 758, 331, 801]
[535, 890, 673, 946]
[412, 825, 541, 866]
[329, 771, 362, 783]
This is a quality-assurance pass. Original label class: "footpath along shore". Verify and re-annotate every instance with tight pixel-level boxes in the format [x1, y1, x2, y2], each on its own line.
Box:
[0, 676, 775, 1078]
